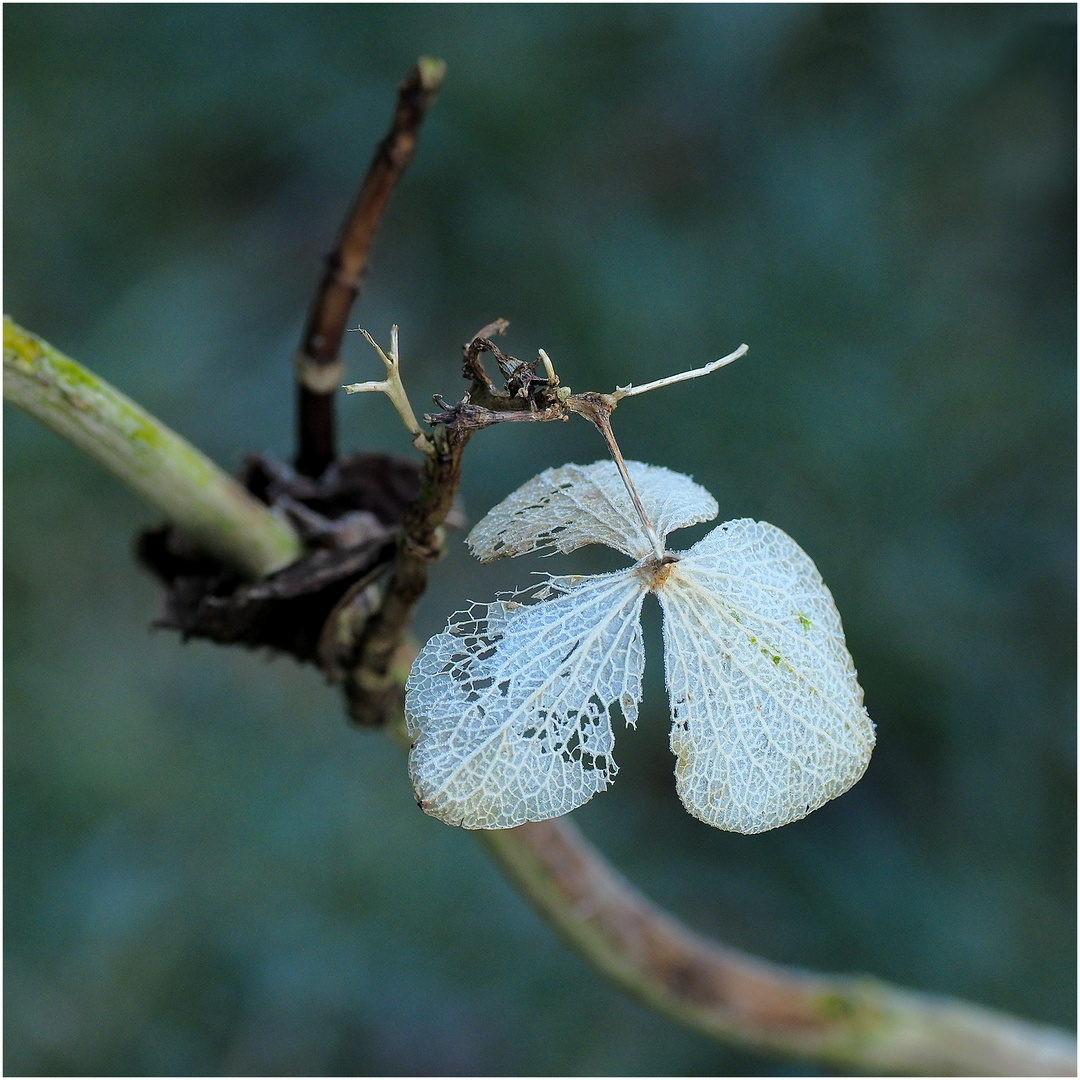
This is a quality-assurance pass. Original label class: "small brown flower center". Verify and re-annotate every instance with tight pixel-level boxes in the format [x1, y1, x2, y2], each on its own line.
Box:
[637, 554, 679, 591]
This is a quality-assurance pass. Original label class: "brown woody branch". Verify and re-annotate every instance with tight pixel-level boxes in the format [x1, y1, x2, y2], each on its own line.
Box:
[295, 56, 446, 478]
[343, 323, 561, 724]
[343, 413, 470, 724]
[480, 818, 1076, 1076]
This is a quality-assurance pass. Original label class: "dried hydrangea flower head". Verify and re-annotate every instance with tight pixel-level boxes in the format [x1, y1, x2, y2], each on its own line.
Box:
[404, 347, 875, 833]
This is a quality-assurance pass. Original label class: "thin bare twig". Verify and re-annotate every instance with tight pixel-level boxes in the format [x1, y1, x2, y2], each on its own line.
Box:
[295, 56, 446, 478]
[343, 322, 573, 724]
[343, 429, 466, 724]
[342, 336, 483, 724]
[344, 325, 433, 454]
[611, 342, 748, 401]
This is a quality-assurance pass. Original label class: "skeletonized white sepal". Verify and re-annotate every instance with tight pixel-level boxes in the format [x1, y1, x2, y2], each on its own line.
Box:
[659, 519, 874, 833]
[466, 460, 717, 563]
[407, 461, 875, 835]
[406, 569, 648, 829]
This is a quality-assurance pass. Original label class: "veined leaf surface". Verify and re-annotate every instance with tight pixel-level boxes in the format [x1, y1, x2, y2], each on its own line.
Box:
[467, 460, 717, 562]
[408, 461, 874, 834]
[659, 519, 874, 833]
[406, 569, 647, 829]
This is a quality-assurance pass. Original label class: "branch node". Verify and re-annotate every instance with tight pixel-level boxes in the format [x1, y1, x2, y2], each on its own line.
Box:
[294, 352, 345, 394]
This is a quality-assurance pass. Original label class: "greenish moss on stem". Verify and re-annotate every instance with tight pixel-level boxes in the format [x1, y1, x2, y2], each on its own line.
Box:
[3, 317, 303, 580]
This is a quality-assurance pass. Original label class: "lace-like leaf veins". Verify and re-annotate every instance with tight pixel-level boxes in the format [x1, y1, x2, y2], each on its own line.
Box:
[466, 461, 718, 562]
[405, 460, 874, 833]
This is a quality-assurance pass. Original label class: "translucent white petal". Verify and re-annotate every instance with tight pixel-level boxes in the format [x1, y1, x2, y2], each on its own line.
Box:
[405, 569, 648, 829]
[466, 460, 717, 563]
[657, 519, 875, 834]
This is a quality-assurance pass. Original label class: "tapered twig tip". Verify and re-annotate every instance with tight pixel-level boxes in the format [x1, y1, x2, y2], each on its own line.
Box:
[611, 343, 749, 402]
[471, 318, 509, 342]
[417, 56, 447, 91]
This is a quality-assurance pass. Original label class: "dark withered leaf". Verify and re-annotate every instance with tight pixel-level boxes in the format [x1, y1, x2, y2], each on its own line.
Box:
[137, 451, 421, 666]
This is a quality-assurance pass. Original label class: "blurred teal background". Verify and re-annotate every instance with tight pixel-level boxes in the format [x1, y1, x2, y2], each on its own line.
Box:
[5, 5, 1075, 1075]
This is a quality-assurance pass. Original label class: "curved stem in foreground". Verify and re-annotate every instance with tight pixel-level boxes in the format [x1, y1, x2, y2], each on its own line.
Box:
[3, 318, 303, 580]
[7, 318, 1074, 1075]
[479, 818, 1075, 1076]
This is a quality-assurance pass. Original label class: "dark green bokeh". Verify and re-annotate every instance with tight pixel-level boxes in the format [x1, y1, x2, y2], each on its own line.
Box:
[5, 5, 1075, 1075]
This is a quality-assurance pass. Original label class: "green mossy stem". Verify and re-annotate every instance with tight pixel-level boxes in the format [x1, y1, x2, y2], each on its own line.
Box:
[3, 317, 303, 580]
